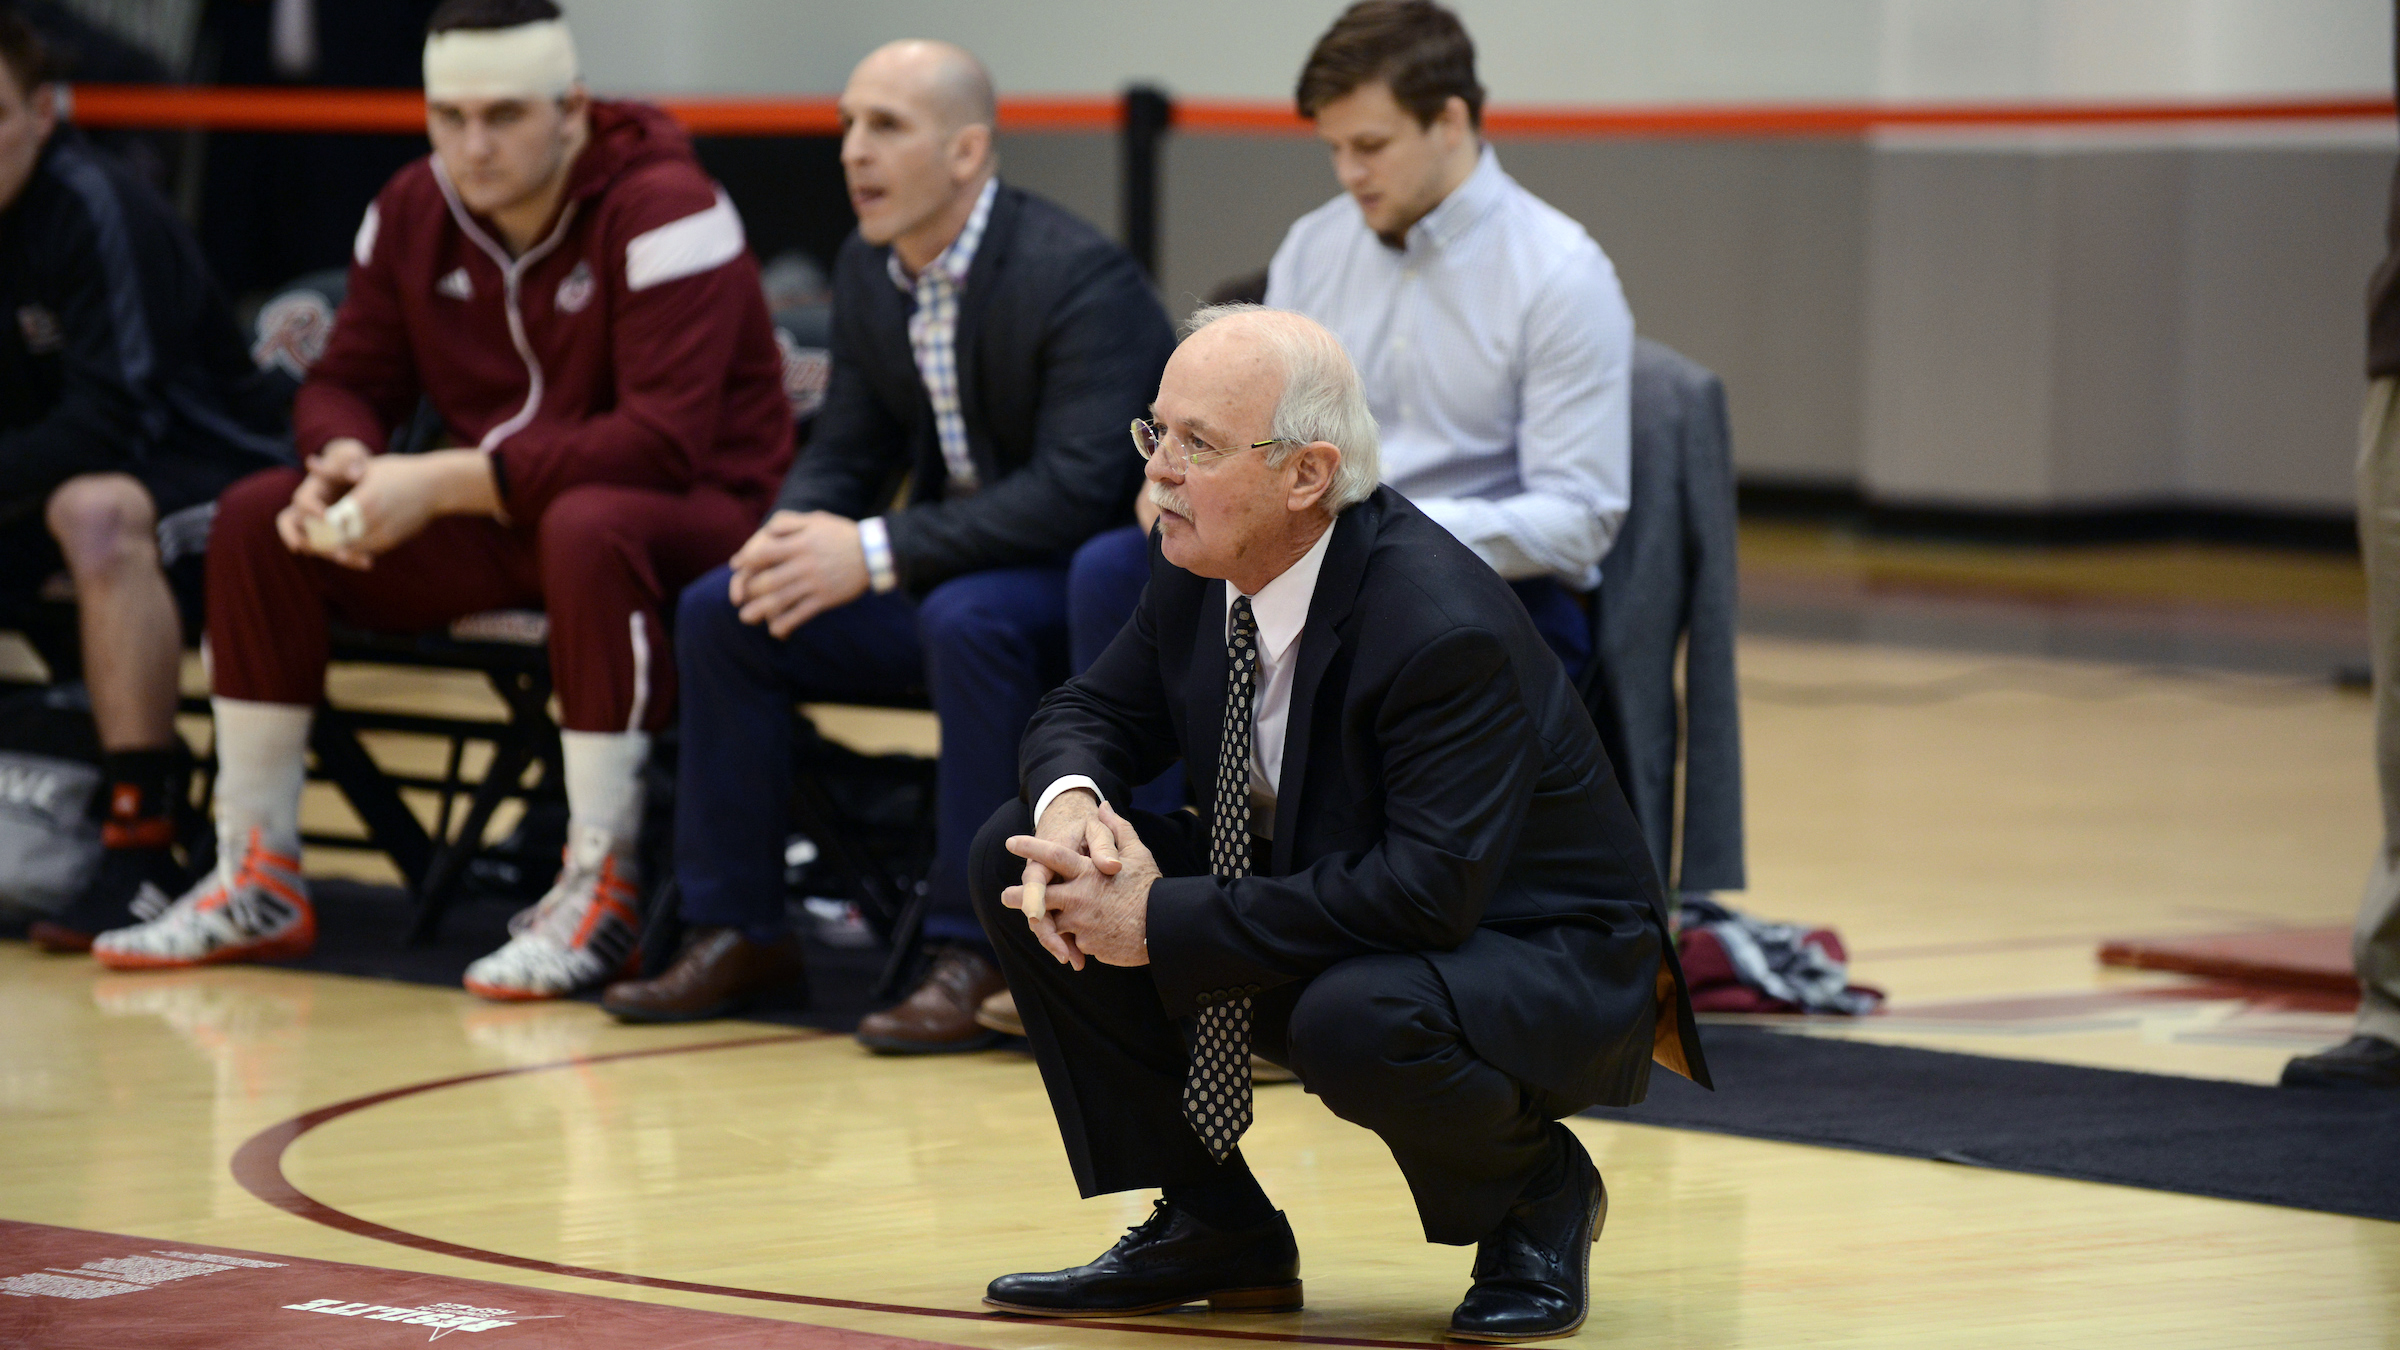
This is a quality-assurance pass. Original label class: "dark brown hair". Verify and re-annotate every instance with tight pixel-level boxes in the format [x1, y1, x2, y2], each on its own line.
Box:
[1296, 0, 1484, 129]
[0, 11, 53, 99]
[428, 0, 563, 34]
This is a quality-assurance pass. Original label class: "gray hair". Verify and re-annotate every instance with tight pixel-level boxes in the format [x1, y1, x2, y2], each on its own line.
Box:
[1183, 303, 1380, 513]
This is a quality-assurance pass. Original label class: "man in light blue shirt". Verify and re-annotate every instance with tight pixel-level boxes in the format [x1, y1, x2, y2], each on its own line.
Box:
[1067, 0, 1631, 685]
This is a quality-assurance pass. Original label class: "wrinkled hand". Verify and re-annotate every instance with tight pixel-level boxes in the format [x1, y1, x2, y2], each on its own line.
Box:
[728, 510, 869, 637]
[1005, 801, 1158, 969]
[1002, 788, 1117, 966]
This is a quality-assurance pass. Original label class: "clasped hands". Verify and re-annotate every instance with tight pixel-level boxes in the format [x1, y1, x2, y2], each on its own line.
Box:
[727, 509, 869, 637]
[275, 437, 501, 569]
[1004, 790, 1159, 970]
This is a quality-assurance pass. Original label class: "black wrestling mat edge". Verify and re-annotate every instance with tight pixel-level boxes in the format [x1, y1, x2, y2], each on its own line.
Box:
[243, 880, 885, 1033]
[1585, 1024, 2400, 1224]
[72, 884, 2397, 1223]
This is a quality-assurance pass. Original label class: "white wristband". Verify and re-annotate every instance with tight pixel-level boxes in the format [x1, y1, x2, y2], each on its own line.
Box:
[858, 516, 898, 593]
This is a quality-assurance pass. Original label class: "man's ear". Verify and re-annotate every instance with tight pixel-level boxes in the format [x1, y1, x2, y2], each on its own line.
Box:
[1437, 94, 1473, 149]
[1284, 441, 1342, 514]
[30, 83, 56, 135]
[951, 122, 993, 181]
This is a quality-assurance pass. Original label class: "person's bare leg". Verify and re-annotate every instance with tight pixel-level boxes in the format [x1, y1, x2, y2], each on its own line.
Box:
[45, 473, 181, 750]
[30, 474, 192, 951]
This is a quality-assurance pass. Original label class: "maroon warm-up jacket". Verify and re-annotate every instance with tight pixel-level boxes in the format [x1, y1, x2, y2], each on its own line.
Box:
[295, 100, 792, 521]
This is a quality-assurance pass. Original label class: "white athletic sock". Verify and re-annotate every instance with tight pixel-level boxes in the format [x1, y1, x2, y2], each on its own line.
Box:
[560, 729, 649, 854]
[209, 698, 311, 872]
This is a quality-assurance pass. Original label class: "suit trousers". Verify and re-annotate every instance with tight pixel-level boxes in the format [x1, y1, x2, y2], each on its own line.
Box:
[674, 563, 1069, 945]
[970, 796, 1578, 1245]
[2354, 376, 2400, 1045]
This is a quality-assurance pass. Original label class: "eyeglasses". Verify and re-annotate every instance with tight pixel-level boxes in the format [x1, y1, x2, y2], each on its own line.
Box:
[1131, 418, 1292, 473]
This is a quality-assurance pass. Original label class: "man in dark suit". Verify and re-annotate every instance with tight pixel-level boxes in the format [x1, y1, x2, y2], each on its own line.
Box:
[601, 40, 1174, 1043]
[971, 306, 1705, 1342]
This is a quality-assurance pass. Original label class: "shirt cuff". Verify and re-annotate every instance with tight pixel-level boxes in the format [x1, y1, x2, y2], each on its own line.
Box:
[858, 515, 898, 593]
[1033, 775, 1105, 827]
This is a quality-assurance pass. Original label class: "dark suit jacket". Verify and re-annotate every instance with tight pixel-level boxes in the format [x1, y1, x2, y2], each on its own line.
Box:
[1022, 487, 1709, 1108]
[775, 184, 1174, 593]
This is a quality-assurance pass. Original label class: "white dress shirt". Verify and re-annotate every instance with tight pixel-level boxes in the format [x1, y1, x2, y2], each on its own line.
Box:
[857, 176, 999, 592]
[1265, 146, 1632, 590]
[1034, 521, 1337, 842]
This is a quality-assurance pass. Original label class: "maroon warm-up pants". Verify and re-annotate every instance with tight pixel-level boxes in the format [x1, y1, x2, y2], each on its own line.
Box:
[206, 468, 758, 733]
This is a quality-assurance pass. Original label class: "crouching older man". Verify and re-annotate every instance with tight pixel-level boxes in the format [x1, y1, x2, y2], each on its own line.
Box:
[970, 305, 1707, 1342]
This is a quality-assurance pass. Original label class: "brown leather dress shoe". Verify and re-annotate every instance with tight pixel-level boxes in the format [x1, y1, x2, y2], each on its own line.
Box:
[856, 944, 1007, 1054]
[601, 927, 808, 1023]
[975, 988, 1024, 1036]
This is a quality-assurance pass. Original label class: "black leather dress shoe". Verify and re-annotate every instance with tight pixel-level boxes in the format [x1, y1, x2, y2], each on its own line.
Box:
[984, 1199, 1302, 1316]
[1448, 1127, 1605, 1343]
[2282, 1034, 2400, 1089]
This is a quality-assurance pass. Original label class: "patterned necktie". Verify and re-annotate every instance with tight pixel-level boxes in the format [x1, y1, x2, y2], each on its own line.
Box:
[1184, 594, 1260, 1162]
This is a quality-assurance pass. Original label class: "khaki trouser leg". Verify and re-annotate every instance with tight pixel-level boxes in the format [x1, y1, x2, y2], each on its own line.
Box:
[2355, 376, 2400, 1044]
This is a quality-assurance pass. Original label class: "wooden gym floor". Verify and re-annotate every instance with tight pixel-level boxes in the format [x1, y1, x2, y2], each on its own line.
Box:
[1, 527, 2392, 1347]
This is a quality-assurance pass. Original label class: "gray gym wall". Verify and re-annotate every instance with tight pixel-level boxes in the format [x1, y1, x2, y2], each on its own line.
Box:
[575, 0, 2396, 517]
[998, 128, 2392, 516]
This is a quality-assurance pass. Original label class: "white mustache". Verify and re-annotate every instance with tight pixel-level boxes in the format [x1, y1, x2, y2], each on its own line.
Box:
[1147, 482, 1191, 518]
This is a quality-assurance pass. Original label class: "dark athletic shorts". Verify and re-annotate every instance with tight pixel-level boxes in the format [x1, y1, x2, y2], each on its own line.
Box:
[0, 448, 263, 634]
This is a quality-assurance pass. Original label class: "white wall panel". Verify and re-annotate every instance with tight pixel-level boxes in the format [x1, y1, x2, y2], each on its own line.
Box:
[563, 0, 2388, 103]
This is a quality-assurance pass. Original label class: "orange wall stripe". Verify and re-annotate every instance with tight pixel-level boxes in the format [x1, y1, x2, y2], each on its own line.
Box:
[1178, 95, 2398, 137]
[62, 85, 2395, 140]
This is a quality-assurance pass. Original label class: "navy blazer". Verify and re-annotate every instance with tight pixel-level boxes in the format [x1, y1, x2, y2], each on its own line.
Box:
[774, 183, 1174, 593]
[1022, 487, 1708, 1108]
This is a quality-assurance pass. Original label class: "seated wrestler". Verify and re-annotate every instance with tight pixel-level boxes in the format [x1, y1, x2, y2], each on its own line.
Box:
[972, 306, 1704, 1343]
[0, 15, 289, 951]
[598, 41, 1174, 1043]
[1070, 0, 1631, 682]
[93, 0, 793, 990]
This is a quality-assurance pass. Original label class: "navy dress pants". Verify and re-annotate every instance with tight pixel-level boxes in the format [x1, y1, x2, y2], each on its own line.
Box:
[673, 563, 1069, 945]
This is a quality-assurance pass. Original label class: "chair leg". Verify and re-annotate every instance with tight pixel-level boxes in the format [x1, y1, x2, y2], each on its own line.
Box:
[787, 768, 932, 998]
[311, 708, 434, 892]
[635, 875, 685, 977]
[409, 731, 536, 945]
[873, 882, 931, 1000]
[406, 664, 561, 945]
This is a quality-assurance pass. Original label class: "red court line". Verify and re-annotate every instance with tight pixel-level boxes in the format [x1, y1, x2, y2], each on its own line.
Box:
[65, 84, 2398, 139]
[1849, 933, 2124, 962]
[0, 1216, 967, 1349]
[227, 1031, 1443, 1350]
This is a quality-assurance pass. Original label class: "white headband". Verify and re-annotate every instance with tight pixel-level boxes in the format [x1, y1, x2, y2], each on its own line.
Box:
[423, 18, 580, 102]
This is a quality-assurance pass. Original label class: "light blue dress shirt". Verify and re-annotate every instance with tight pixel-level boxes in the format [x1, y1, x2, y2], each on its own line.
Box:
[1265, 146, 1632, 589]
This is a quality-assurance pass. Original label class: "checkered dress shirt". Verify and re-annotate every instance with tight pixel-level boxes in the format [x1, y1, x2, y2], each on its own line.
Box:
[888, 176, 997, 494]
[857, 179, 999, 593]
